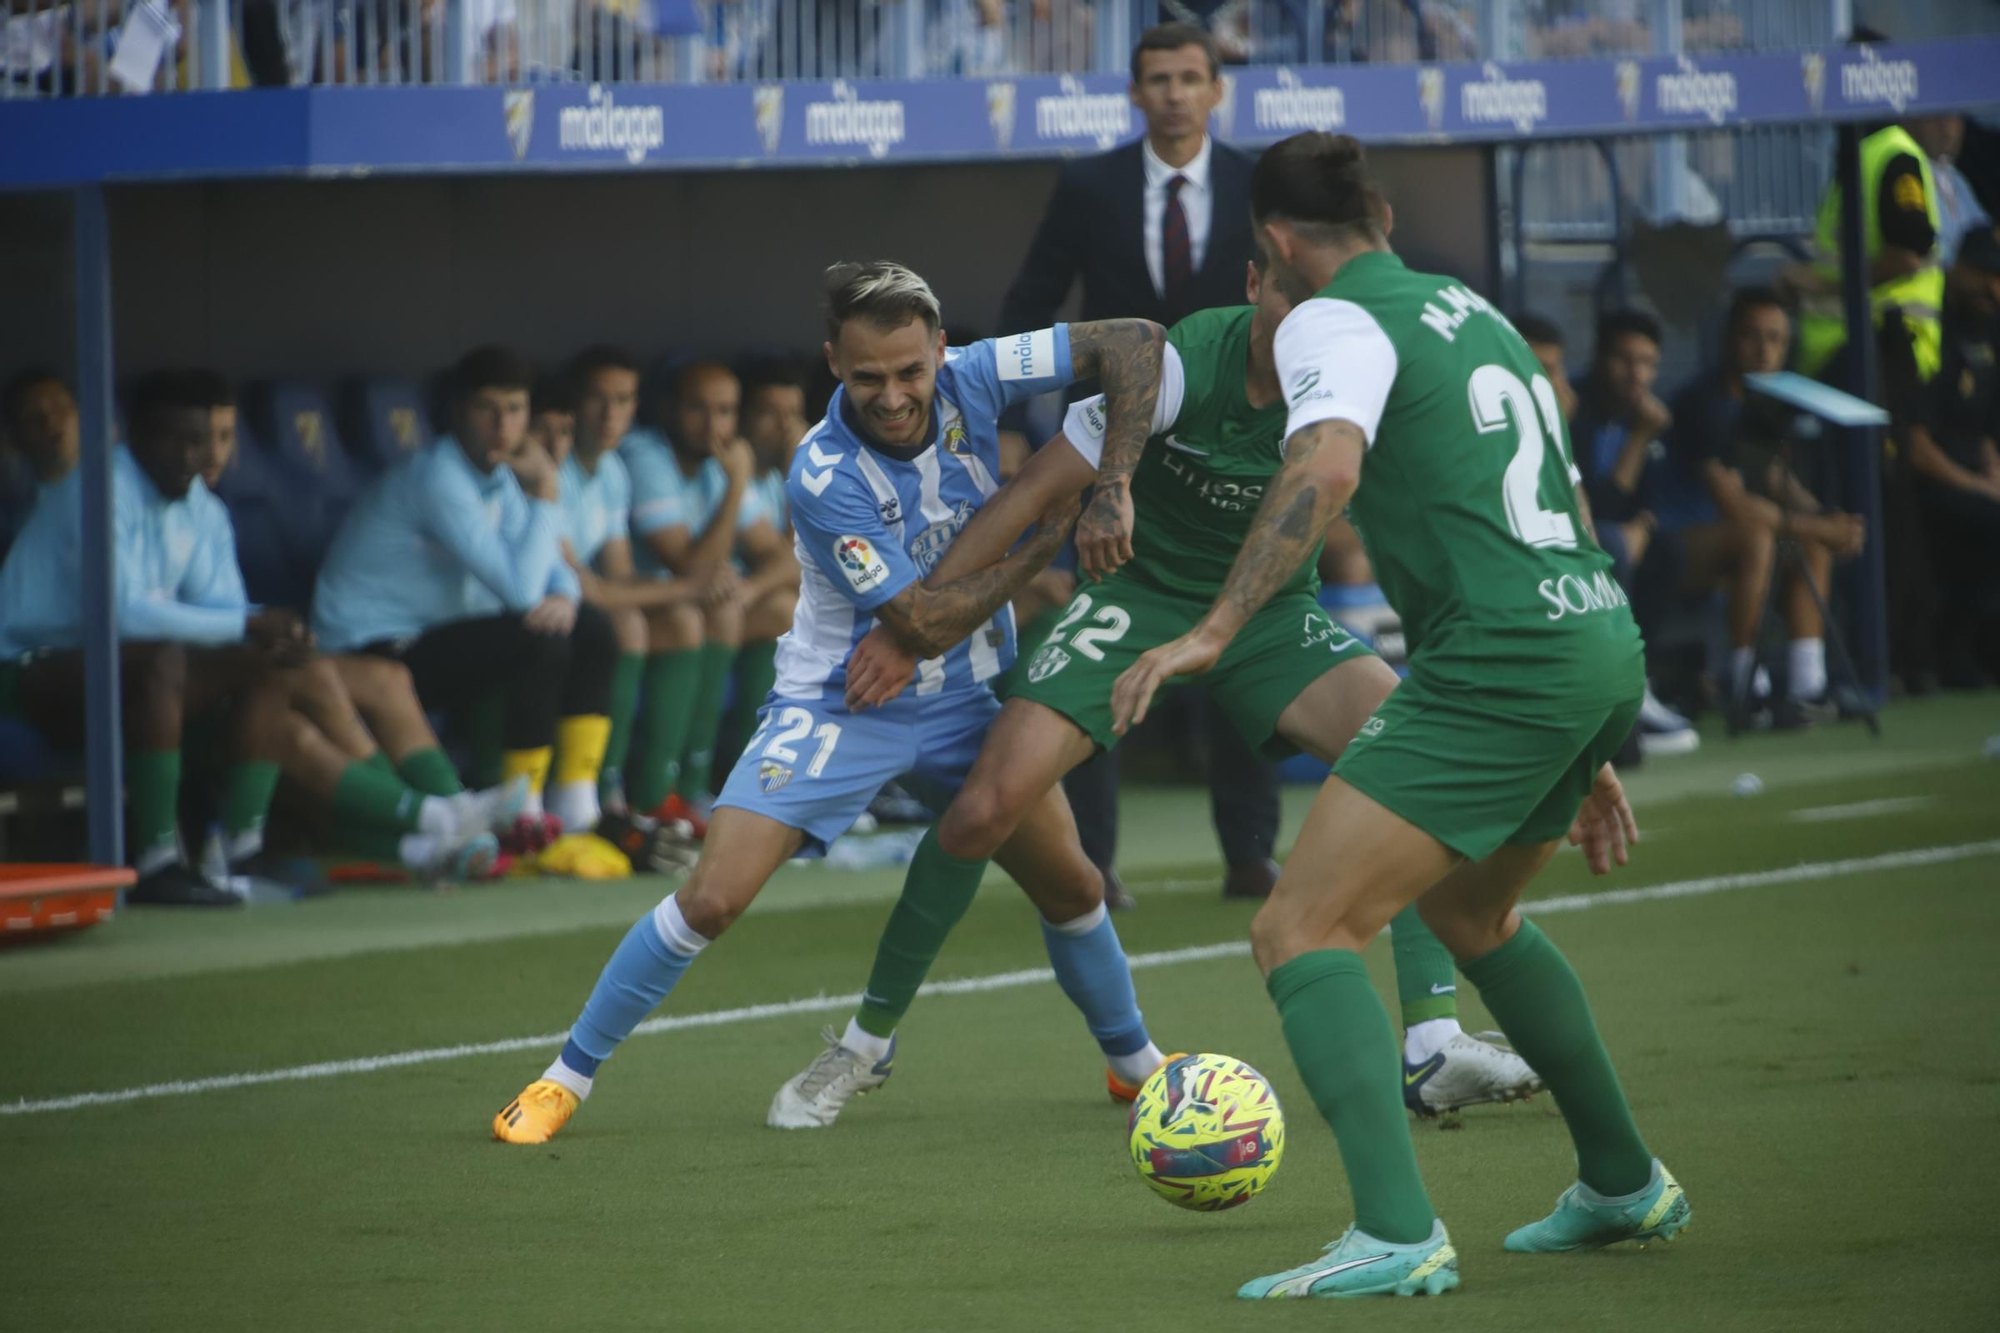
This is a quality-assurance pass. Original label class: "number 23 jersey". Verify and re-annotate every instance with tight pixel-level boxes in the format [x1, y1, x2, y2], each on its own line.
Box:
[1274, 250, 1642, 706]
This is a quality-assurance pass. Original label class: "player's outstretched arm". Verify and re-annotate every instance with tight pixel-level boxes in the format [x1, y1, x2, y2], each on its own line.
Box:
[871, 489, 1082, 662]
[926, 434, 1097, 587]
[1109, 419, 1365, 734]
[1067, 318, 1166, 580]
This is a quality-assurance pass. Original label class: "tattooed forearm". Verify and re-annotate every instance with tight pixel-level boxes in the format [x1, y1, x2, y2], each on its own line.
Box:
[1068, 319, 1166, 483]
[1203, 420, 1366, 641]
[876, 493, 1082, 659]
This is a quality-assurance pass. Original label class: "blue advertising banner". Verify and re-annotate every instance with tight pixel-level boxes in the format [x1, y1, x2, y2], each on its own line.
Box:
[0, 37, 1995, 190]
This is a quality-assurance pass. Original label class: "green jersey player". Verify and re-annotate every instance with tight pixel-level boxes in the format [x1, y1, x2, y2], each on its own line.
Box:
[772, 262, 1598, 1129]
[1113, 133, 1686, 1301]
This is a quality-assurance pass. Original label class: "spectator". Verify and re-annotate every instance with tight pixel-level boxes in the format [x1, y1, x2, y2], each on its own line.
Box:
[1908, 226, 2000, 683]
[535, 349, 709, 825]
[618, 361, 766, 831]
[197, 376, 523, 882]
[1011, 0, 1092, 73]
[1910, 114, 1993, 266]
[997, 21, 1279, 907]
[1665, 288, 1868, 724]
[1518, 313, 1697, 755]
[312, 345, 619, 844]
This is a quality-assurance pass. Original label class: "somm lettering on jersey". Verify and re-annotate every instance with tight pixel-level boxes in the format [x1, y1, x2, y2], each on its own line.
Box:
[1253, 68, 1345, 133]
[1654, 56, 1737, 125]
[1460, 64, 1546, 134]
[1840, 46, 1919, 114]
[805, 82, 906, 160]
[558, 85, 666, 165]
[1035, 77, 1131, 150]
[1536, 570, 1630, 621]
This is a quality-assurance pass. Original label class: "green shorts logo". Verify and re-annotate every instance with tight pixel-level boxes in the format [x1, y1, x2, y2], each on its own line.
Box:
[1027, 644, 1072, 683]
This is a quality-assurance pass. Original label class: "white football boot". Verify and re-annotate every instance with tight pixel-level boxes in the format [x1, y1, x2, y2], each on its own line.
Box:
[767, 1026, 896, 1129]
[1403, 1031, 1542, 1116]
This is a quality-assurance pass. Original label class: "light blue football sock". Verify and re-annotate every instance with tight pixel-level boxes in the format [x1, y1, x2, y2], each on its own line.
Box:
[1041, 902, 1151, 1058]
[563, 895, 711, 1074]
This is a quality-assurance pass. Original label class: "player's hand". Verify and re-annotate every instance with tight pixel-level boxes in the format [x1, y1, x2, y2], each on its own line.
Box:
[1566, 762, 1639, 875]
[525, 595, 578, 636]
[844, 625, 918, 710]
[698, 565, 743, 609]
[717, 437, 756, 487]
[1110, 624, 1226, 736]
[1076, 478, 1135, 581]
[247, 608, 313, 666]
[1825, 511, 1866, 559]
[1634, 393, 1673, 438]
[510, 437, 560, 502]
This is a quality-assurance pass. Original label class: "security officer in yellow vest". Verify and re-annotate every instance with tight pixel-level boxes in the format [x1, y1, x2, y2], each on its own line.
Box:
[1784, 114, 1948, 391]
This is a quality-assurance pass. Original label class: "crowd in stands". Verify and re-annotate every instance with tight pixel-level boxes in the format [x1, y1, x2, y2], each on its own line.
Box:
[0, 347, 813, 904]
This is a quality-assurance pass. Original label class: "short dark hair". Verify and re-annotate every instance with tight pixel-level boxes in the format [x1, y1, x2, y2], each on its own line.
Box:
[741, 358, 808, 405]
[1250, 133, 1389, 247]
[129, 369, 232, 441]
[569, 343, 642, 384]
[824, 261, 942, 340]
[1592, 308, 1663, 360]
[1, 366, 66, 432]
[1130, 22, 1221, 82]
[1511, 312, 1564, 351]
[1724, 285, 1791, 334]
[452, 344, 534, 404]
[531, 372, 574, 417]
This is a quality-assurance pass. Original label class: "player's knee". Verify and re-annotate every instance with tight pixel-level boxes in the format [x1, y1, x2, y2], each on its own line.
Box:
[649, 602, 704, 651]
[675, 870, 747, 938]
[1247, 899, 1315, 976]
[610, 607, 649, 655]
[1036, 859, 1104, 924]
[938, 781, 1023, 861]
[705, 597, 744, 647]
[297, 655, 348, 707]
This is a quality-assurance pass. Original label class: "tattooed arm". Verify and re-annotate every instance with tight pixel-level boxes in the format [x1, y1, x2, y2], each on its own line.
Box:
[1066, 318, 1166, 580]
[870, 489, 1084, 661]
[1109, 420, 1365, 733]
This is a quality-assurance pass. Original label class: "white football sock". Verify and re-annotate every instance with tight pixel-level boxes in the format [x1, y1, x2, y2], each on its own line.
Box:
[522, 786, 546, 817]
[416, 795, 457, 839]
[225, 829, 264, 864]
[543, 1055, 594, 1100]
[1404, 1017, 1463, 1064]
[1109, 1043, 1168, 1086]
[547, 778, 599, 835]
[135, 838, 179, 878]
[840, 1017, 892, 1063]
[1787, 637, 1827, 699]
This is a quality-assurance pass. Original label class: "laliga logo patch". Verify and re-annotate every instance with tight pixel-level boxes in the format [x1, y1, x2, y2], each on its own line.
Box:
[1615, 59, 1642, 120]
[834, 534, 890, 592]
[504, 89, 535, 160]
[1417, 66, 1446, 130]
[987, 81, 1016, 151]
[757, 760, 794, 794]
[1027, 643, 1071, 683]
[754, 84, 785, 156]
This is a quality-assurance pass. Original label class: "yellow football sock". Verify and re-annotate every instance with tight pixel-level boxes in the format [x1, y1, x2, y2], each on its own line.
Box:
[555, 714, 612, 786]
[501, 745, 554, 796]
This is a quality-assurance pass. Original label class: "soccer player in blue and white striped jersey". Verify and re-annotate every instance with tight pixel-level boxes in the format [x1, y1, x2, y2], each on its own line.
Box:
[494, 262, 1173, 1142]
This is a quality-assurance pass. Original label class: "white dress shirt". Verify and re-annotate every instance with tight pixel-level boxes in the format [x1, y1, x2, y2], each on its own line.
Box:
[1142, 134, 1214, 299]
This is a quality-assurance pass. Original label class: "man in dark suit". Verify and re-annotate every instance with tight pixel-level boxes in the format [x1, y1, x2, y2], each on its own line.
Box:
[998, 21, 1282, 907]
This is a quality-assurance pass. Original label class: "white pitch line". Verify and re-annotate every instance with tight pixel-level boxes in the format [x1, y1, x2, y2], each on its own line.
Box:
[6, 838, 1997, 1118]
[1787, 796, 1932, 824]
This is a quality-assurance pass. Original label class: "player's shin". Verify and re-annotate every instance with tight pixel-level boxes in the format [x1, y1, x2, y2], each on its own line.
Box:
[1269, 949, 1439, 1244]
[849, 826, 986, 1053]
[1041, 903, 1162, 1085]
[553, 893, 712, 1095]
[1459, 919, 1652, 1196]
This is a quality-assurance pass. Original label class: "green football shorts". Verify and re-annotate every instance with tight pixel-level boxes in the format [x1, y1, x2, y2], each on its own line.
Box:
[1008, 572, 1375, 757]
[1333, 671, 1643, 861]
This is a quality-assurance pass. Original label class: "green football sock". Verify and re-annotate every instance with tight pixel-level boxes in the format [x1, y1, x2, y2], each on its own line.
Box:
[600, 652, 645, 802]
[1268, 949, 1437, 1244]
[1391, 903, 1461, 1027]
[397, 747, 463, 797]
[332, 758, 427, 835]
[218, 760, 280, 842]
[127, 748, 182, 872]
[715, 639, 778, 776]
[1460, 919, 1653, 1197]
[676, 640, 737, 800]
[855, 827, 988, 1039]
[463, 692, 506, 790]
[633, 649, 702, 810]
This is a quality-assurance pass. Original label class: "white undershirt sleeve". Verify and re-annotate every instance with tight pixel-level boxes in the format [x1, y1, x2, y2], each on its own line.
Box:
[1273, 298, 1399, 451]
[1058, 342, 1186, 471]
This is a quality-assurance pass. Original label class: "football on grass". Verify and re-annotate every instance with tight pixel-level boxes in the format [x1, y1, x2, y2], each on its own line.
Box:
[1128, 1053, 1285, 1211]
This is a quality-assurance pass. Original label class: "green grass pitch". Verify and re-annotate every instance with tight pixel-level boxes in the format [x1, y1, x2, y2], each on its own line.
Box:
[3, 694, 1997, 1331]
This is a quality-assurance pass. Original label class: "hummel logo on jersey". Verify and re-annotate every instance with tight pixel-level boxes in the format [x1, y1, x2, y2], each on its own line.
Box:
[878, 495, 902, 524]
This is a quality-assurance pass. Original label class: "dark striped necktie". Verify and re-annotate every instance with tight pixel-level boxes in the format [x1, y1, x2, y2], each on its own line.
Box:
[1163, 173, 1192, 317]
